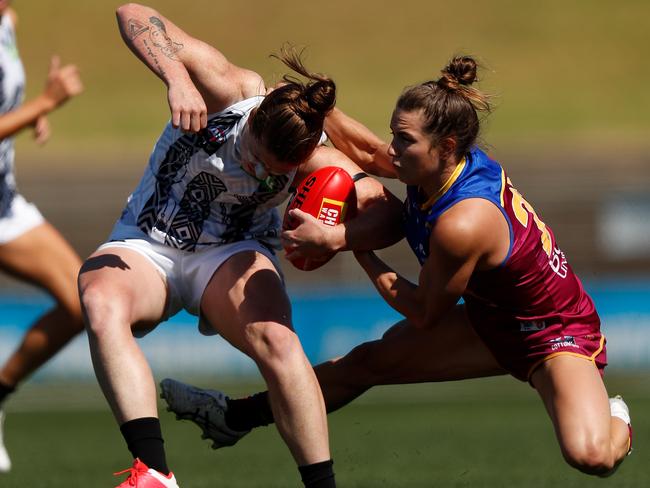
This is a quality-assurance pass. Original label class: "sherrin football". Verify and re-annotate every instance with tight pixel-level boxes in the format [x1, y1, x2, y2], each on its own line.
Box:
[283, 166, 356, 271]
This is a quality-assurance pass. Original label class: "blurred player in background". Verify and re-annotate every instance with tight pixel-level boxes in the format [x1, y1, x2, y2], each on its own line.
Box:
[0, 1, 83, 474]
[78, 3, 400, 487]
[162, 56, 633, 478]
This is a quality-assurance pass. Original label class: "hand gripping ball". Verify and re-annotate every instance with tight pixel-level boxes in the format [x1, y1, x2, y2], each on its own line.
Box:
[283, 166, 356, 271]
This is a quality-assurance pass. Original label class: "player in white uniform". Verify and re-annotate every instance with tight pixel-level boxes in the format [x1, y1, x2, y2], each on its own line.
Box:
[78, 4, 401, 488]
[0, 2, 83, 474]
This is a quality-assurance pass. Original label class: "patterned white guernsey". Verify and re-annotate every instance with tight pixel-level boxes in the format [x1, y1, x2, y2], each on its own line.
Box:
[114, 96, 297, 252]
[0, 13, 25, 217]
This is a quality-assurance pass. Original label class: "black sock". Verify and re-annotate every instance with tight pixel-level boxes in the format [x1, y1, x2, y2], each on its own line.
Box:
[119, 417, 170, 475]
[299, 459, 335, 488]
[0, 381, 16, 407]
[225, 391, 275, 431]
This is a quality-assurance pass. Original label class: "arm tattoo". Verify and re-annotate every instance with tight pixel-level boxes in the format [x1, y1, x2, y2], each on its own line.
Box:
[149, 16, 166, 31]
[126, 18, 149, 39]
[148, 16, 183, 60]
[143, 39, 167, 79]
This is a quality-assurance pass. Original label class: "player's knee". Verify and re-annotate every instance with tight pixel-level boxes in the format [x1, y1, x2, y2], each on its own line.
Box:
[78, 282, 129, 336]
[381, 322, 407, 339]
[244, 322, 302, 367]
[563, 440, 615, 475]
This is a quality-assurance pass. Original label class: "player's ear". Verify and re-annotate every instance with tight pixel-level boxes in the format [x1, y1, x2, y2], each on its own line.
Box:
[437, 137, 457, 160]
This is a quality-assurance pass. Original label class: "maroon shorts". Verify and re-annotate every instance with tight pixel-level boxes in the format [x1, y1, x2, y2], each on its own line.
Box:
[465, 303, 607, 382]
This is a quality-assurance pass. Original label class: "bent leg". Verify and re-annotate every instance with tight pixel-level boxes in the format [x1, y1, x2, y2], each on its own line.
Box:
[0, 222, 84, 387]
[531, 355, 631, 476]
[78, 247, 167, 423]
[200, 251, 330, 466]
[315, 304, 505, 412]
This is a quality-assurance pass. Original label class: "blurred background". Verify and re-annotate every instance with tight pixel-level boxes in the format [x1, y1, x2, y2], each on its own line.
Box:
[1, 1, 649, 485]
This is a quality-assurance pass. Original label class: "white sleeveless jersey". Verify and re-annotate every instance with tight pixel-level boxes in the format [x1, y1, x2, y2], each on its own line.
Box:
[0, 13, 25, 216]
[116, 96, 297, 252]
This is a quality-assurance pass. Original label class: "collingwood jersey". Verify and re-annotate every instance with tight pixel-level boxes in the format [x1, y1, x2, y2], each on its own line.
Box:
[0, 13, 25, 216]
[115, 96, 296, 252]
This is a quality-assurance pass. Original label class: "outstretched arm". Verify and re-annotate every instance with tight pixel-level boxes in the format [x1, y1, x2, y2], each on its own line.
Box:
[115, 3, 264, 131]
[325, 107, 397, 178]
[0, 55, 82, 141]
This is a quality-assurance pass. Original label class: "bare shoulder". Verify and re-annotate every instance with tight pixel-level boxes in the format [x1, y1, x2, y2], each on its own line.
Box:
[432, 198, 505, 259]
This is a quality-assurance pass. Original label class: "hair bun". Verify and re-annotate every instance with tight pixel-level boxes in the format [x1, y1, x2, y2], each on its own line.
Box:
[439, 56, 478, 90]
[304, 79, 337, 115]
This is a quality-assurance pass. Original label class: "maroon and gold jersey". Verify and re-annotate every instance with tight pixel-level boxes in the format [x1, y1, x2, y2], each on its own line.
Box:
[404, 148, 605, 380]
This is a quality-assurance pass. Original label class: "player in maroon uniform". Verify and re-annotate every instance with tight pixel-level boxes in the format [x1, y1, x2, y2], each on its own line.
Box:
[161, 56, 632, 477]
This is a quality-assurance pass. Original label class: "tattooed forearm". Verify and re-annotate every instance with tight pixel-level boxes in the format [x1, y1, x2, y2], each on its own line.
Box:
[143, 38, 167, 79]
[127, 18, 149, 39]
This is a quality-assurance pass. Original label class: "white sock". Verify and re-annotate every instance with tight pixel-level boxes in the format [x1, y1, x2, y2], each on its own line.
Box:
[609, 396, 631, 425]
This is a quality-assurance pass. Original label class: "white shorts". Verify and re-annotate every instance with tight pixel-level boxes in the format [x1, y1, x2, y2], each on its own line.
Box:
[0, 194, 45, 245]
[98, 225, 283, 336]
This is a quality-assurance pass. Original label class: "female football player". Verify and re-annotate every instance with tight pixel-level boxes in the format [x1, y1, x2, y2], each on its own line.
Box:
[162, 55, 632, 478]
[78, 4, 400, 487]
[0, 1, 83, 473]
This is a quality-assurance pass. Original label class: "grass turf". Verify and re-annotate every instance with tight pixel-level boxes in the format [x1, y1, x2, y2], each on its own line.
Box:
[1, 374, 648, 487]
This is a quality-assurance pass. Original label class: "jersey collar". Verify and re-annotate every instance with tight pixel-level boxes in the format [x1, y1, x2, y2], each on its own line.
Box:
[419, 156, 467, 211]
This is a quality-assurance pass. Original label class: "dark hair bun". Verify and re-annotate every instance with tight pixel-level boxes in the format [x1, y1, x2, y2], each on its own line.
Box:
[304, 78, 337, 115]
[439, 56, 478, 90]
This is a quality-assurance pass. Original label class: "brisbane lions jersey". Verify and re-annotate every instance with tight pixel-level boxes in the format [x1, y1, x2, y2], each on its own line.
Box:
[403, 147, 597, 326]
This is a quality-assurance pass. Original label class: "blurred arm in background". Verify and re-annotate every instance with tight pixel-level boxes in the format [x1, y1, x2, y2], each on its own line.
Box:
[0, 9, 82, 143]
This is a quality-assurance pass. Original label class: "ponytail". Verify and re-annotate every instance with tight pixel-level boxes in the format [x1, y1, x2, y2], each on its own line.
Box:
[250, 46, 336, 165]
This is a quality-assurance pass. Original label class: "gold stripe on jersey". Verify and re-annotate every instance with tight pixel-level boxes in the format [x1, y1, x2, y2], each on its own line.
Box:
[420, 156, 467, 211]
[526, 334, 606, 382]
[500, 168, 506, 207]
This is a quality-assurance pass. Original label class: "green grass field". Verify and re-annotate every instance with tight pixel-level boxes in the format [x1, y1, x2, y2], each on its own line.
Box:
[2, 373, 648, 487]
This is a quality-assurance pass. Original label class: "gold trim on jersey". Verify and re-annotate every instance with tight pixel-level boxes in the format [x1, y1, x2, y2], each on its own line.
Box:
[500, 168, 506, 207]
[526, 334, 606, 382]
[420, 156, 467, 211]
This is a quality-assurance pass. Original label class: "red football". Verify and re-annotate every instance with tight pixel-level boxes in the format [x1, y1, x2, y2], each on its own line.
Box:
[283, 166, 356, 271]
